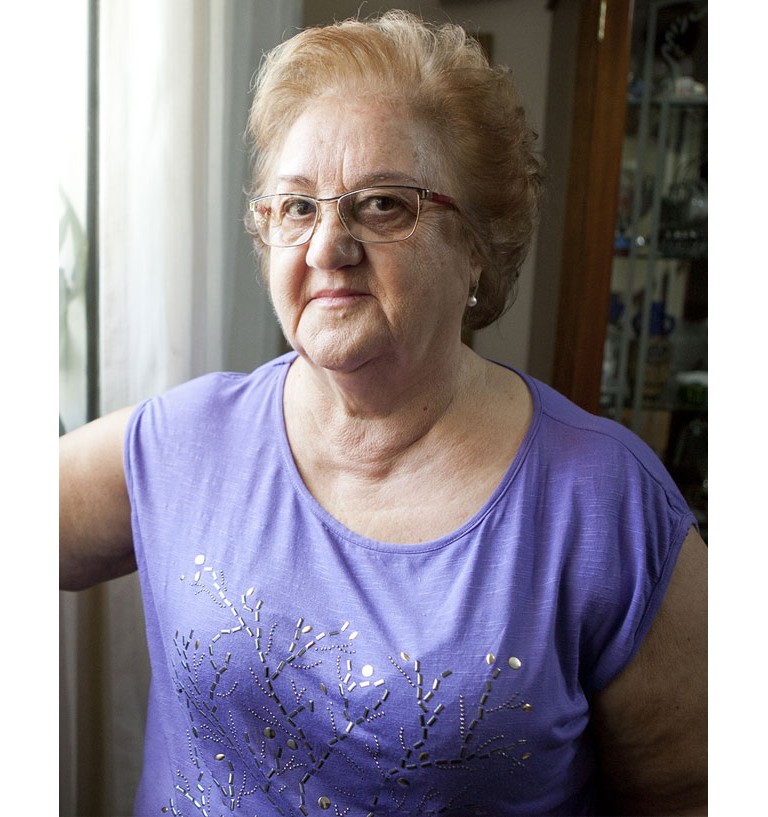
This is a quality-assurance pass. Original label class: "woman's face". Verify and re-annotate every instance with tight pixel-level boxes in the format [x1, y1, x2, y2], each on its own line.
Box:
[265, 96, 478, 377]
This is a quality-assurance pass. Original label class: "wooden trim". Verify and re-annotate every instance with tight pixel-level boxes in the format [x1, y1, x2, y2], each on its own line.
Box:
[551, 0, 633, 414]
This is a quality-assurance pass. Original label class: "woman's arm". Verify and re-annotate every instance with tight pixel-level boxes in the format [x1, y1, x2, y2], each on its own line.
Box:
[592, 526, 708, 815]
[59, 406, 138, 591]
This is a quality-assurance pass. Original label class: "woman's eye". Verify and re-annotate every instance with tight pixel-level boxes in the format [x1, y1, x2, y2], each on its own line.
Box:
[371, 195, 398, 211]
[358, 193, 408, 215]
[282, 197, 315, 219]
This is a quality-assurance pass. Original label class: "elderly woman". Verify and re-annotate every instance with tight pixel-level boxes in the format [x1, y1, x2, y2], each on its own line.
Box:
[60, 11, 707, 817]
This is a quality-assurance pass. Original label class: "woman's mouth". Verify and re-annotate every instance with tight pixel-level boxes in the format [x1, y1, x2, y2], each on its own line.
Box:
[310, 289, 369, 306]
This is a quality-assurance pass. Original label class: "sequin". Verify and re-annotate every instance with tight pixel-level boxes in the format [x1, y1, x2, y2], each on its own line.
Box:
[318, 796, 331, 809]
[194, 554, 205, 565]
[362, 664, 375, 678]
[508, 656, 522, 670]
[214, 753, 225, 761]
[485, 653, 495, 665]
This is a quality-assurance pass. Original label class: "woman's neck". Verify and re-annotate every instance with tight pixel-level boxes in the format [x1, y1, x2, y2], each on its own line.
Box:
[281, 346, 531, 544]
[284, 344, 481, 473]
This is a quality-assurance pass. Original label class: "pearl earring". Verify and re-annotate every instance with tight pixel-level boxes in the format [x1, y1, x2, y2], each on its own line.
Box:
[467, 284, 479, 308]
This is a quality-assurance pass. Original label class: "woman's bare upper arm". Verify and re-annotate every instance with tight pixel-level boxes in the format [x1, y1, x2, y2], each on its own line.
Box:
[592, 526, 708, 815]
[59, 405, 138, 591]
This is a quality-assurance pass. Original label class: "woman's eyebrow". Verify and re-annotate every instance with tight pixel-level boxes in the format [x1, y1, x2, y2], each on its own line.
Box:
[273, 171, 422, 190]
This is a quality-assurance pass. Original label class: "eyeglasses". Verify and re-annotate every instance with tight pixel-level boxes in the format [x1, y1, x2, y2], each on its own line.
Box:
[248, 185, 457, 248]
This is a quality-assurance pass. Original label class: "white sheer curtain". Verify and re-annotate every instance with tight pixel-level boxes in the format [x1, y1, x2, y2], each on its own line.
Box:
[60, 2, 300, 815]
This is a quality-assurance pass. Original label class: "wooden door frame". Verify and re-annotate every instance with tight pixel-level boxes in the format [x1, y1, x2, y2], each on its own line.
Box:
[551, 0, 634, 414]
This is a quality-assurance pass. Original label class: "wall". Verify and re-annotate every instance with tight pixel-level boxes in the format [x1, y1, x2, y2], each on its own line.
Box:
[302, 0, 441, 22]
[527, 0, 580, 383]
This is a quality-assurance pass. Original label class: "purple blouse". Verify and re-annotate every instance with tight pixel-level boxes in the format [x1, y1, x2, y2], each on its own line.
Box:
[125, 352, 694, 816]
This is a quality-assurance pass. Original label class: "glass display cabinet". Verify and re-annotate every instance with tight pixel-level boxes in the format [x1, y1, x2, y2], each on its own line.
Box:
[599, 0, 707, 536]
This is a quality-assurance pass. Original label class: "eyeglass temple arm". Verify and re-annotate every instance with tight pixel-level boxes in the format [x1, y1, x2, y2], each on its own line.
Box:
[422, 190, 458, 209]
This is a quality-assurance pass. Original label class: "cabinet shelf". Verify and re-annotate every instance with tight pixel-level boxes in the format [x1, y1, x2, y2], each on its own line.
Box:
[614, 242, 707, 262]
[627, 93, 707, 108]
[601, 396, 707, 415]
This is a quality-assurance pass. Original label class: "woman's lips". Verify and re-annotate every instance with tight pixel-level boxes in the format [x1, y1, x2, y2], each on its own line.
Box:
[310, 289, 369, 305]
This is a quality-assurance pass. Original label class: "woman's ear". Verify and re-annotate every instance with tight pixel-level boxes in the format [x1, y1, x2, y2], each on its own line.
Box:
[469, 253, 483, 289]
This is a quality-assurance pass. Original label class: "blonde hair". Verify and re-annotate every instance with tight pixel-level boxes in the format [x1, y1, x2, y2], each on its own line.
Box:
[247, 10, 544, 330]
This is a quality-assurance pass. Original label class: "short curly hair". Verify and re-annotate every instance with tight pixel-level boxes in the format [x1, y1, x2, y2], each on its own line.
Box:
[246, 10, 544, 330]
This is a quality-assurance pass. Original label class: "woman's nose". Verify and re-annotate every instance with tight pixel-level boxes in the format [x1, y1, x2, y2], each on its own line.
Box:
[304, 204, 364, 270]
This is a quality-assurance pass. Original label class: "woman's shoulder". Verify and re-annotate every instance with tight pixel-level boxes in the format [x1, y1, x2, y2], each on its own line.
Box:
[127, 352, 296, 443]
[502, 367, 695, 540]
[519, 371, 676, 487]
[136, 353, 294, 416]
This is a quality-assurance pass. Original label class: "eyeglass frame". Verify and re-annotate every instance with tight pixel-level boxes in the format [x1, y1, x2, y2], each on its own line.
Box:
[247, 185, 458, 248]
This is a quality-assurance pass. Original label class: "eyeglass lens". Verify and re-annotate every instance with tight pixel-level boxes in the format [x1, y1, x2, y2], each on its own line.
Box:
[252, 187, 422, 247]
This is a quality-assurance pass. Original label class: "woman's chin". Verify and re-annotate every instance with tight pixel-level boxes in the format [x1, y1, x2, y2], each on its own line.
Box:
[293, 328, 389, 375]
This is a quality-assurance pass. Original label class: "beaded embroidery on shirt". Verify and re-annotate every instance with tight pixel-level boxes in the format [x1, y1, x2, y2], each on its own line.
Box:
[160, 555, 533, 817]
